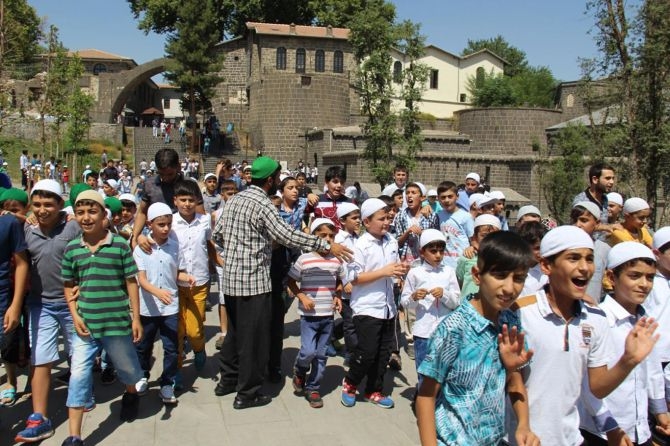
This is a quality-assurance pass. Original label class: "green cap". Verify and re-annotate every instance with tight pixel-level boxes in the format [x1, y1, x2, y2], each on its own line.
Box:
[251, 156, 280, 180]
[0, 188, 29, 204]
[69, 183, 92, 205]
[104, 196, 123, 215]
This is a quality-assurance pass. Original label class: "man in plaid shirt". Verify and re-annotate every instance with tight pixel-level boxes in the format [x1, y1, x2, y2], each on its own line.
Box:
[393, 182, 439, 263]
[212, 156, 351, 410]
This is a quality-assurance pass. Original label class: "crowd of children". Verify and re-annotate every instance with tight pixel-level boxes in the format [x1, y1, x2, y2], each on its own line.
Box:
[2, 155, 670, 446]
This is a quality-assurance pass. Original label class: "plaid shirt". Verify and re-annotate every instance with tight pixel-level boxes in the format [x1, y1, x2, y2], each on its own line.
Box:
[213, 185, 327, 296]
[393, 208, 439, 260]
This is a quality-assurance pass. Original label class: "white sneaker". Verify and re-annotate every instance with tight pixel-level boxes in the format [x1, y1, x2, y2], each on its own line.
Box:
[159, 384, 178, 404]
[136, 377, 149, 395]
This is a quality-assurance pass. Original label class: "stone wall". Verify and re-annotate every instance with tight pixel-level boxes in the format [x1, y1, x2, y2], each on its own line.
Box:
[210, 39, 249, 134]
[1, 115, 122, 145]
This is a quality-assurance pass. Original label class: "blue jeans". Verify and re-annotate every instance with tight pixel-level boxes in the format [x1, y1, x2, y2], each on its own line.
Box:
[136, 314, 178, 386]
[67, 332, 143, 407]
[294, 316, 333, 391]
[414, 336, 429, 387]
[28, 299, 74, 366]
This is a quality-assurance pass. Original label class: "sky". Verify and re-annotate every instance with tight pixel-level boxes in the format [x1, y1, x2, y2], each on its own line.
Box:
[28, 0, 604, 82]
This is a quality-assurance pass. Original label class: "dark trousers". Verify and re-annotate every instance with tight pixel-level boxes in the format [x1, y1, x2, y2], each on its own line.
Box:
[136, 314, 178, 386]
[269, 248, 289, 373]
[332, 299, 357, 352]
[218, 293, 271, 399]
[345, 315, 394, 394]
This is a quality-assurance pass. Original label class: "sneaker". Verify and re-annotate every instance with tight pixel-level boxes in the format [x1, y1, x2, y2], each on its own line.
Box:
[15, 413, 54, 442]
[405, 343, 415, 360]
[61, 436, 85, 446]
[364, 391, 394, 409]
[159, 385, 178, 405]
[101, 367, 117, 385]
[388, 352, 402, 371]
[84, 399, 96, 413]
[119, 392, 139, 422]
[194, 350, 206, 371]
[306, 391, 323, 408]
[136, 377, 149, 396]
[215, 334, 226, 350]
[292, 374, 306, 396]
[340, 379, 357, 407]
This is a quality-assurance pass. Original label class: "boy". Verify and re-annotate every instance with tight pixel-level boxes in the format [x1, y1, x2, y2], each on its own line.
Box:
[436, 181, 474, 269]
[118, 193, 137, 242]
[340, 198, 409, 409]
[61, 190, 146, 446]
[311, 165, 351, 230]
[416, 231, 538, 446]
[171, 180, 218, 378]
[423, 189, 442, 214]
[1, 187, 29, 223]
[606, 192, 623, 224]
[105, 196, 123, 235]
[455, 214, 501, 300]
[517, 221, 548, 296]
[101, 179, 118, 198]
[515, 205, 542, 230]
[202, 173, 221, 213]
[509, 225, 660, 445]
[571, 201, 611, 301]
[579, 242, 670, 445]
[288, 218, 344, 408]
[608, 197, 653, 248]
[134, 202, 195, 405]
[84, 171, 99, 191]
[391, 189, 404, 215]
[394, 182, 439, 263]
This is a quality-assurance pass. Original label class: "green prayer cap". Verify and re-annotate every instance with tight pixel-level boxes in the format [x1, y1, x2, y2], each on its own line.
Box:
[251, 156, 280, 180]
[104, 196, 123, 215]
[69, 183, 92, 205]
[0, 188, 29, 204]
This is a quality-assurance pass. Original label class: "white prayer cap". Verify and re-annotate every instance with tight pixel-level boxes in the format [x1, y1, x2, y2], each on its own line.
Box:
[426, 189, 438, 197]
[540, 226, 593, 258]
[337, 202, 359, 219]
[474, 214, 501, 229]
[489, 190, 505, 201]
[607, 192, 623, 206]
[105, 209, 112, 221]
[31, 179, 62, 196]
[653, 227, 670, 250]
[465, 172, 480, 183]
[204, 173, 217, 181]
[623, 197, 649, 214]
[119, 193, 137, 204]
[360, 198, 388, 220]
[310, 218, 334, 234]
[469, 193, 484, 208]
[476, 193, 499, 209]
[420, 229, 446, 249]
[573, 201, 601, 220]
[147, 202, 173, 221]
[607, 241, 655, 269]
[412, 182, 427, 196]
[517, 205, 541, 220]
[104, 179, 118, 189]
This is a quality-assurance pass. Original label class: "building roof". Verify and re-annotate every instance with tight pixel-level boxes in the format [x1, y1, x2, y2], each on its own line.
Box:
[156, 83, 178, 89]
[545, 105, 624, 131]
[68, 49, 135, 62]
[246, 22, 350, 40]
[423, 45, 508, 65]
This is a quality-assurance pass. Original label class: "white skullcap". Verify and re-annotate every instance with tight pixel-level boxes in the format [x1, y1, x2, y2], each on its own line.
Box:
[147, 202, 173, 221]
[607, 192, 623, 206]
[517, 205, 541, 220]
[31, 179, 62, 196]
[540, 226, 593, 258]
[489, 190, 505, 200]
[337, 202, 359, 219]
[426, 189, 437, 197]
[474, 214, 502, 229]
[204, 173, 217, 181]
[623, 197, 649, 214]
[573, 201, 601, 220]
[118, 193, 137, 204]
[104, 179, 118, 189]
[465, 172, 480, 183]
[361, 198, 388, 220]
[105, 209, 112, 221]
[279, 174, 288, 182]
[412, 182, 427, 196]
[653, 227, 670, 250]
[477, 193, 499, 209]
[420, 228, 446, 248]
[469, 193, 484, 208]
[607, 241, 655, 269]
[310, 218, 334, 234]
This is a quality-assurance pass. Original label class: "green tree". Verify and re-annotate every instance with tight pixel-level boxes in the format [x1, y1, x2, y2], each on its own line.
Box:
[462, 35, 528, 77]
[0, 0, 42, 70]
[467, 71, 516, 107]
[162, 0, 223, 153]
[64, 87, 94, 181]
[510, 66, 557, 108]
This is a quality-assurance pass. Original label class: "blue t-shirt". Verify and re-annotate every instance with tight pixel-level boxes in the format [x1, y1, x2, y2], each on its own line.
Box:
[0, 215, 28, 310]
[418, 298, 521, 446]
[437, 208, 474, 269]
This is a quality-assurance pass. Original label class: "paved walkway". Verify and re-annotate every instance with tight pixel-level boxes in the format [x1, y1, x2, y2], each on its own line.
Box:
[1, 297, 420, 446]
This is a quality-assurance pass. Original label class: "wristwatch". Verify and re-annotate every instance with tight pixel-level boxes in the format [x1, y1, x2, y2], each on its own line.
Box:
[322, 242, 332, 254]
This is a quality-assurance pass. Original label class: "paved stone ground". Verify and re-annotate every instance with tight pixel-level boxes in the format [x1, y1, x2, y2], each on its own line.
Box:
[0, 292, 420, 446]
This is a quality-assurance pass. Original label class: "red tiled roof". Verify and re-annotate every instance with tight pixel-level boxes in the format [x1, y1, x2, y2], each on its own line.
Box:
[68, 49, 133, 61]
[246, 22, 349, 40]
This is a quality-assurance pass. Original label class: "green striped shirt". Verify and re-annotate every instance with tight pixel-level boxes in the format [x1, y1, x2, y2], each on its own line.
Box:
[62, 231, 138, 338]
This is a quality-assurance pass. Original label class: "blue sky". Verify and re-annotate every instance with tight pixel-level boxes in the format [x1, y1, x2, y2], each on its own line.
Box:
[29, 0, 603, 82]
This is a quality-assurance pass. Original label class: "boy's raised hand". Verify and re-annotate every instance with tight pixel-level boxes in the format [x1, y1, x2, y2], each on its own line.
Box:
[498, 324, 534, 372]
[623, 317, 659, 366]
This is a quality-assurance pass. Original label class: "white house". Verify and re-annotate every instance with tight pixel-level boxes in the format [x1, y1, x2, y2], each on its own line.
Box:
[157, 83, 185, 122]
[390, 45, 506, 118]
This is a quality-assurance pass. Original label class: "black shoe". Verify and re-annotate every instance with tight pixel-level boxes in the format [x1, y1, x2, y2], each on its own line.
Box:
[101, 368, 117, 385]
[119, 392, 139, 422]
[214, 382, 236, 397]
[267, 369, 282, 384]
[61, 436, 85, 446]
[233, 393, 271, 410]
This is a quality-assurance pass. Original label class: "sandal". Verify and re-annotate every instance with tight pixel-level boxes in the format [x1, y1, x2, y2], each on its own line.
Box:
[0, 386, 17, 407]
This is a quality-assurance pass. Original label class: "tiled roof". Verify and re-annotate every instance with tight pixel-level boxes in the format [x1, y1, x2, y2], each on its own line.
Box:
[67, 49, 133, 61]
[246, 22, 349, 40]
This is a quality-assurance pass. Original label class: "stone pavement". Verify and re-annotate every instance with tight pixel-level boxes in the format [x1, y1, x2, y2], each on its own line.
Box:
[1, 298, 421, 446]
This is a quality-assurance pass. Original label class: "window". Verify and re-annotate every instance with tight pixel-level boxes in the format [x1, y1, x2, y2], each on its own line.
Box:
[93, 63, 107, 75]
[393, 61, 402, 83]
[460, 93, 467, 102]
[301, 76, 312, 87]
[333, 50, 344, 73]
[566, 94, 575, 108]
[476, 67, 486, 88]
[315, 50, 325, 72]
[429, 69, 439, 89]
[276, 47, 287, 70]
[296, 48, 306, 73]
[163, 98, 170, 109]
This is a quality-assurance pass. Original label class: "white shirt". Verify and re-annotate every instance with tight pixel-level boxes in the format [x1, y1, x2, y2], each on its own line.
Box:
[347, 232, 398, 319]
[400, 261, 460, 338]
[507, 288, 612, 446]
[133, 237, 184, 317]
[644, 272, 670, 361]
[579, 296, 665, 444]
[334, 230, 358, 289]
[520, 264, 547, 297]
[171, 212, 211, 286]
